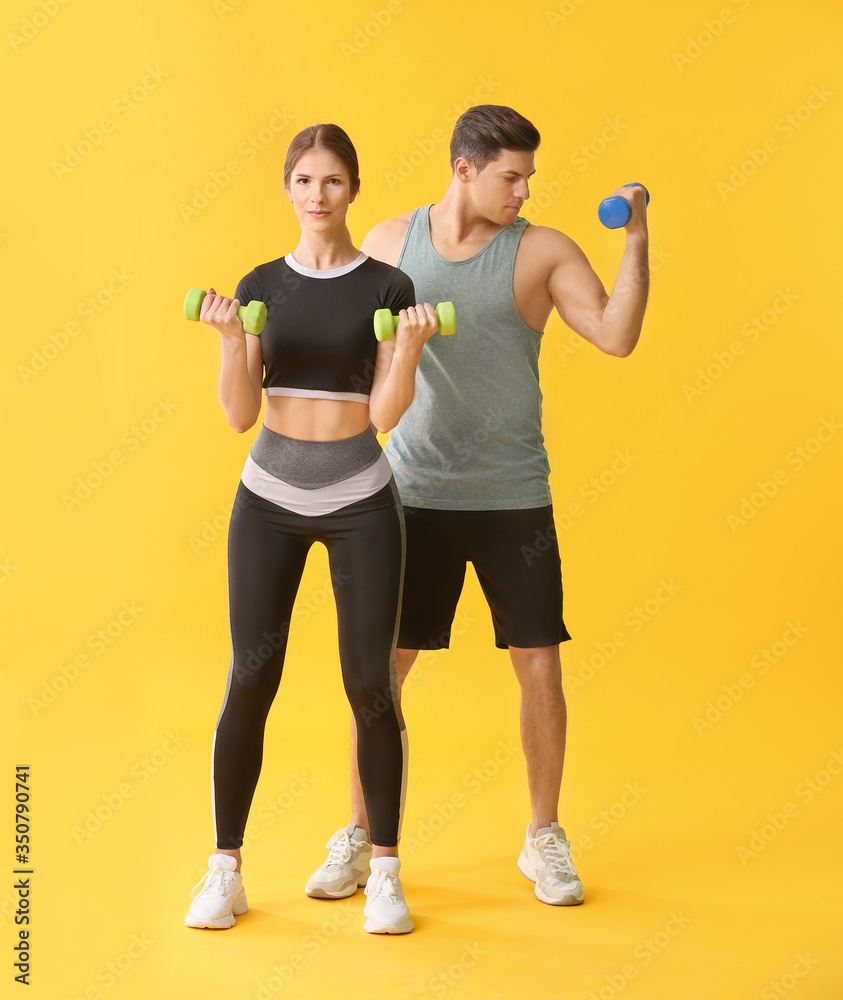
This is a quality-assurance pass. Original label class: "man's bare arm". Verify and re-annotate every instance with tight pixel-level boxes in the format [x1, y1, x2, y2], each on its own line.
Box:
[547, 187, 649, 357]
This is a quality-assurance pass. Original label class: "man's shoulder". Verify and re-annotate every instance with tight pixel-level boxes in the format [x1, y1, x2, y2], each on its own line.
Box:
[362, 210, 419, 265]
[517, 221, 587, 271]
[518, 221, 577, 251]
[366, 211, 413, 242]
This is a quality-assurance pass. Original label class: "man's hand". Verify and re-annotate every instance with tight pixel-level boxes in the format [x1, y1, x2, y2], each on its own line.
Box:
[609, 183, 649, 237]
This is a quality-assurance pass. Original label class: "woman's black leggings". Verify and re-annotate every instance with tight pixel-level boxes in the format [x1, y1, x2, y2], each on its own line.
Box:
[212, 479, 407, 848]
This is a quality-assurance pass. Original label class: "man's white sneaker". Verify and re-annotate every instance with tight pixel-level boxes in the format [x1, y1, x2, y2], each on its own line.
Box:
[363, 858, 414, 934]
[517, 822, 585, 905]
[305, 823, 373, 898]
[184, 854, 248, 929]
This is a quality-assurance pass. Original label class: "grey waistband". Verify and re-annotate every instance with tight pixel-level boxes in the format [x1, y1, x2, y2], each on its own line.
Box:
[249, 424, 382, 489]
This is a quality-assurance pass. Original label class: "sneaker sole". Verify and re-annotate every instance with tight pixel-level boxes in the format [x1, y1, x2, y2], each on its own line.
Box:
[184, 890, 248, 928]
[363, 916, 414, 934]
[305, 873, 368, 899]
[517, 853, 584, 906]
[184, 913, 237, 929]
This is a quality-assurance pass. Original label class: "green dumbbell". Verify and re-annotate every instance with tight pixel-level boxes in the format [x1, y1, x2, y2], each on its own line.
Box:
[373, 302, 457, 343]
[183, 287, 267, 336]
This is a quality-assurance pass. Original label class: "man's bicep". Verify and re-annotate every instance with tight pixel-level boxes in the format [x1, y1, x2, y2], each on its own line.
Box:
[548, 246, 609, 346]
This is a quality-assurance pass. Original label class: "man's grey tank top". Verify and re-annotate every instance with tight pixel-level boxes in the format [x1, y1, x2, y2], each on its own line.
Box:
[385, 204, 551, 510]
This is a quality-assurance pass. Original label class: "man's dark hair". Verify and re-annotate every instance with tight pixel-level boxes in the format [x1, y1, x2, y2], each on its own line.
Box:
[449, 105, 541, 173]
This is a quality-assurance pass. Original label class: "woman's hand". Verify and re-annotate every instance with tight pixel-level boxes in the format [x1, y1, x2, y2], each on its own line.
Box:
[368, 302, 440, 433]
[394, 303, 438, 356]
[200, 287, 246, 340]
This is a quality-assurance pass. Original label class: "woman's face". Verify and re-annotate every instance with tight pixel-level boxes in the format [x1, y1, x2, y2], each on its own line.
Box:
[287, 148, 356, 235]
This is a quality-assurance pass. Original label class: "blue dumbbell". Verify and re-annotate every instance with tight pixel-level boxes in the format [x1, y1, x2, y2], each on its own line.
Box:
[598, 183, 650, 229]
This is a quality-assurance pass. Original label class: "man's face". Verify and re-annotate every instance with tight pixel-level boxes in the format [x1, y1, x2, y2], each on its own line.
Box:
[468, 149, 535, 225]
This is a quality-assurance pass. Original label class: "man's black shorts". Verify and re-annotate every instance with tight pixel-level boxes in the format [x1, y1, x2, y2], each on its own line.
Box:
[398, 505, 573, 651]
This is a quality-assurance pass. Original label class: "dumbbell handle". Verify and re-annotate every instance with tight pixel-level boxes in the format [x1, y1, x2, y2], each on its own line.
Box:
[183, 287, 267, 336]
[598, 183, 650, 229]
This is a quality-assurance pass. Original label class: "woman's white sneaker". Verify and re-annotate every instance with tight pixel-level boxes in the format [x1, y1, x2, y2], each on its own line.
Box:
[184, 854, 248, 928]
[305, 824, 373, 898]
[363, 858, 414, 934]
[517, 822, 585, 905]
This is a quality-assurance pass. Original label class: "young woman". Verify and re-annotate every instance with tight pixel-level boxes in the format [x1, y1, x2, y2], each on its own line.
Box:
[184, 123, 437, 935]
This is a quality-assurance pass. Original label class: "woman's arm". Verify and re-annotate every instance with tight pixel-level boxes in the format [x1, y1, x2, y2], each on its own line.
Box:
[201, 288, 263, 432]
[368, 304, 437, 433]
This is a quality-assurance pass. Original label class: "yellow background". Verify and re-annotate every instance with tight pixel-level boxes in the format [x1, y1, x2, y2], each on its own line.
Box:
[2, 0, 842, 997]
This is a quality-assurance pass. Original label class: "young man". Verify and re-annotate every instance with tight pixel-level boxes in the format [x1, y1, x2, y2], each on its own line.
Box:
[305, 105, 648, 907]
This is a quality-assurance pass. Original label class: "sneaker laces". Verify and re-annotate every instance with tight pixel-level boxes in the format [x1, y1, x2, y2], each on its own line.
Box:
[534, 833, 578, 879]
[323, 829, 354, 868]
[190, 865, 234, 899]
[364, 868, 399, 903]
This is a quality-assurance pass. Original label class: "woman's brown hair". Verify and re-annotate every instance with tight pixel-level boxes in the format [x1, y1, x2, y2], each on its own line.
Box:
[284, 123, 360, 197]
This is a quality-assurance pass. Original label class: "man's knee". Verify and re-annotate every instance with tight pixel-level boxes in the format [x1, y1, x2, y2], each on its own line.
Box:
[510, 645, 563, 689]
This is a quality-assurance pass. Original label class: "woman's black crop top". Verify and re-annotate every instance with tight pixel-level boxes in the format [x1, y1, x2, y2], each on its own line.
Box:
[234, 253, 415, 399]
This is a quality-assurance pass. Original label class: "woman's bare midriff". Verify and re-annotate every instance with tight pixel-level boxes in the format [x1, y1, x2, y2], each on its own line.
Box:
[263, 394, 372, 441]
